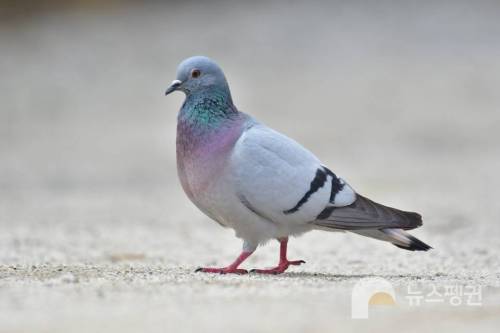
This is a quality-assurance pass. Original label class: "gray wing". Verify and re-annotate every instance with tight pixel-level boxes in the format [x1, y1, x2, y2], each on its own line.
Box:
[314, 194, 423, 230]
[230, 123, 356, 226]
[231, 121, 422, 231]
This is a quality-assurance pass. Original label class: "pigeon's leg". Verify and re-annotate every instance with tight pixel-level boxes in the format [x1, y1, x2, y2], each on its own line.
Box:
[195, 250, 253, 274]
[251, 237, 305, 274]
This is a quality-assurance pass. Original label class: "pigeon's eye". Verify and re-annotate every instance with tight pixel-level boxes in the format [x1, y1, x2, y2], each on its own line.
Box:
[191, 69, 201, 78]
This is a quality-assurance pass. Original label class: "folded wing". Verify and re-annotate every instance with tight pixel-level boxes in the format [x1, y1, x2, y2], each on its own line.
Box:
[231, 122, 356, 225]
[314, 194, 423, 230]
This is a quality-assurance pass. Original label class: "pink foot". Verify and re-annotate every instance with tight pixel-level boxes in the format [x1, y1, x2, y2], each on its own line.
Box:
[195, 267, 248, 274]
[195, 251, 253, 274]
[250, 259, 305, 275]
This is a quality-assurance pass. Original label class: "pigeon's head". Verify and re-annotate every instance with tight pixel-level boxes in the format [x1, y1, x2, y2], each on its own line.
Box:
[165, 56, 230, 97]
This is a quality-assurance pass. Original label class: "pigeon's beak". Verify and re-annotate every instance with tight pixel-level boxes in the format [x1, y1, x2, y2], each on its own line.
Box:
[165, 79, 182, 96]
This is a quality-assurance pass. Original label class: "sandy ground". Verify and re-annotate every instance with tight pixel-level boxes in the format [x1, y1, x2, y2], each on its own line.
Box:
[1, 1, 500, 332]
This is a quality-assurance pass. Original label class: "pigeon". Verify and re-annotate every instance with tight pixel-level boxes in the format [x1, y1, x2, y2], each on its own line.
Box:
[165, 56, 431, 274]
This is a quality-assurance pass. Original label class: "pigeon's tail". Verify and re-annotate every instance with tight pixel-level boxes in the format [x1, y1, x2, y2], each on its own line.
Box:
[351, 228, 432, 251]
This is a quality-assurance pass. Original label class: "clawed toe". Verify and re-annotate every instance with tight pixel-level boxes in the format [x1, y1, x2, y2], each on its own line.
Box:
[226, 268, 248, 274]
[250, 268, 283, 275]
[250, 259, 306, 274]
[195, 267, 248, 274]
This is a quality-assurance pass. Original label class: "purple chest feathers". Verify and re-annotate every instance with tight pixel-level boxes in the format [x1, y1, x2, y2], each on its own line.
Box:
[176, 119, 243, 199]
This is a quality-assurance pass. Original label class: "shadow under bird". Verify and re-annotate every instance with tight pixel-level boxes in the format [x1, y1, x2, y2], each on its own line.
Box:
[165, 56, 432, 274]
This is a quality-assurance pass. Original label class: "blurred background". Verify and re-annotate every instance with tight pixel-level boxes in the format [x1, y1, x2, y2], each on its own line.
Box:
[1, 1, 499, 332]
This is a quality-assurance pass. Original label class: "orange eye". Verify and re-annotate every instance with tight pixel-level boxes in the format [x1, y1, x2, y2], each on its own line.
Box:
[191, 69, 201, 78]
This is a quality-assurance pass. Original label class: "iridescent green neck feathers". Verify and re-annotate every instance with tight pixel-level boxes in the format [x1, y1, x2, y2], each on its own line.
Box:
[179, 88, 236, 128]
